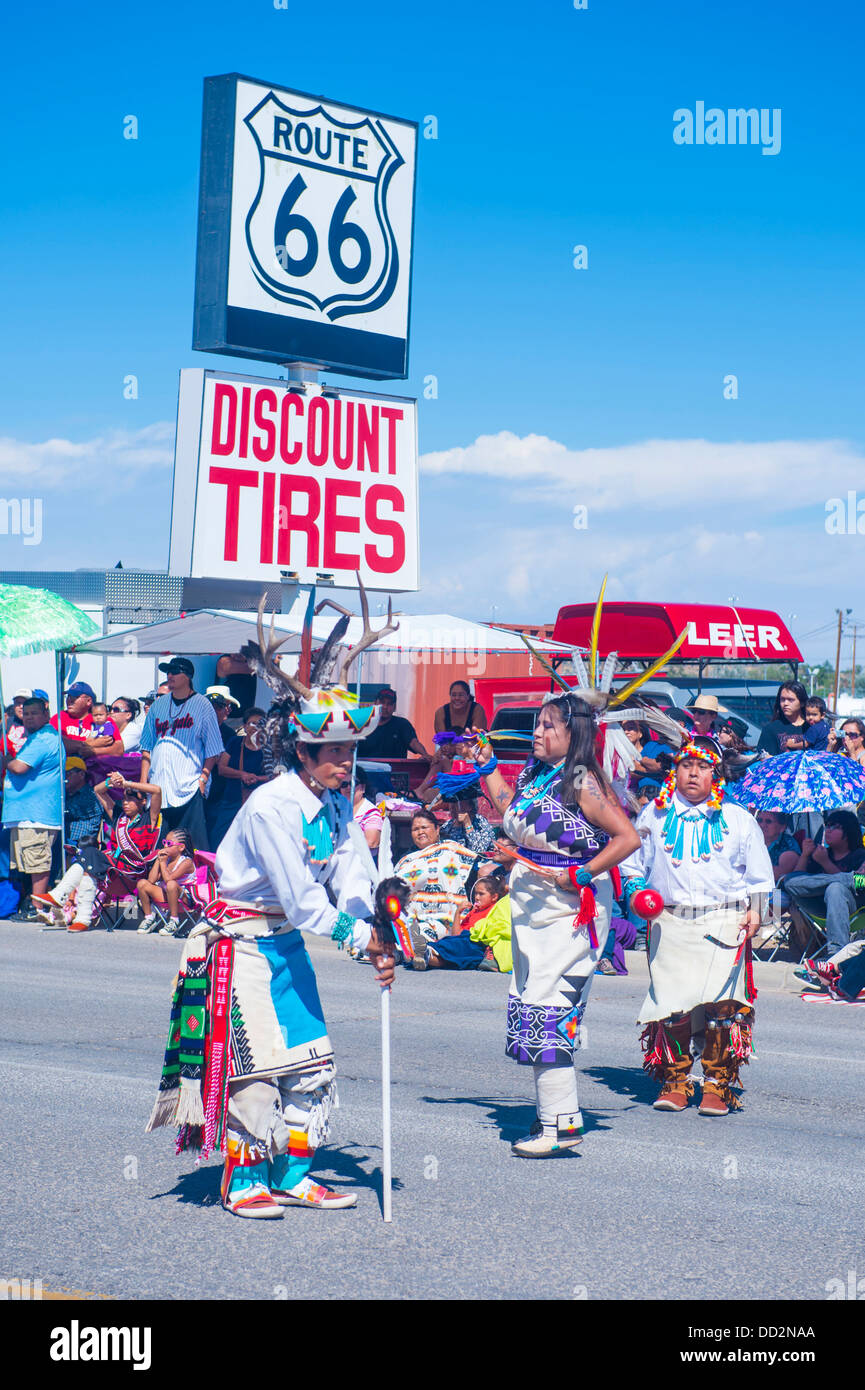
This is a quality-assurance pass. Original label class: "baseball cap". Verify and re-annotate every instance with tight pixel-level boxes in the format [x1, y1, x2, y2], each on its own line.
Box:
[32, 688, 50, 703]
[65, 756, 87, 772]
[66, 681, 96, 701]
[375, 687, 398, 702]
[206, 684, 241, 709]
[12, 687, 32, 700]
[158, 657, 195, 678]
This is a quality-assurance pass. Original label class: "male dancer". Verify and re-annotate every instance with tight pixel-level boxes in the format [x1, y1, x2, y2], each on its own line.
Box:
[147, 590, 399, 1217]
[636, 738, 774, 1116]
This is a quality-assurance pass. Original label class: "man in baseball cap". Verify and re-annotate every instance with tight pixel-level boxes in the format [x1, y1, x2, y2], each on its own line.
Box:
[139, 655, 223, 857]
[158, 657, 195, 680]
[50, 680, 98, 754]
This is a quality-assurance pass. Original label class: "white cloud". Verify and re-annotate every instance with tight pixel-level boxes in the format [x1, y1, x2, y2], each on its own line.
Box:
[420, 432, 865, 513]
[0, 423, 174, 491]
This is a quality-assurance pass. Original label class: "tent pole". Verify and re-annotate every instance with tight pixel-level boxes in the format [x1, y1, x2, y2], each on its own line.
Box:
[56, 651, 66, 864]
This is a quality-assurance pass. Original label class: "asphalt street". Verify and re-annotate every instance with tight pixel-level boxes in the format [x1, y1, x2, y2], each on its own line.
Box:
[2, 920, 864, 1301]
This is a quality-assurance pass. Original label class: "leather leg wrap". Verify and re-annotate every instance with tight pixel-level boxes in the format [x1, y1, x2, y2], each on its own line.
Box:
[641, 1013, 694, 1094]
[702, 1003, 755, 1108]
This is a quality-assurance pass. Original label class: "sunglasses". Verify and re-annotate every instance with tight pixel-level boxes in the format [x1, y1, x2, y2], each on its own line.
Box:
[109, 704, 128, 713]
[844, 731, 862, 739]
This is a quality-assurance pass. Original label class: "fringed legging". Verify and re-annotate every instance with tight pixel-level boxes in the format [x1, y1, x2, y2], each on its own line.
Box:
[226, 1065, 336, 1186]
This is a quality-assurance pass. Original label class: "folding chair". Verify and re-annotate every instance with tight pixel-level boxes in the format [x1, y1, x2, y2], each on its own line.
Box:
[785, 894, 865, 966]
[152, 852, 219, 937]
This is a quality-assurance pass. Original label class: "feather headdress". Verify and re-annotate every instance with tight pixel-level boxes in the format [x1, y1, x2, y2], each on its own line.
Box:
[519, 574, 690, 755]
[241, 575, 398, 746]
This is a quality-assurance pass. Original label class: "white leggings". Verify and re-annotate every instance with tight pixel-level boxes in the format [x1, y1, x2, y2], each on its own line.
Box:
[534, 1062, 581, 1137]
[52, 862, 97, 926]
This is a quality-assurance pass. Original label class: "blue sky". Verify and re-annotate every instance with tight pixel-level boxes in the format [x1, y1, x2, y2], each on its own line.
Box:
[1, 0, 863, 664]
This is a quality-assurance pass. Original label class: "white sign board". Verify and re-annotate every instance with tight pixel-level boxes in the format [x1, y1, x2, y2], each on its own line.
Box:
[193, 74, 417, 380]
[169, 370, 419, 591]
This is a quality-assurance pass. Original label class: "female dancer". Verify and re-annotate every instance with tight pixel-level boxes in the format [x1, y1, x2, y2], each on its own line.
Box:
[474, 693, 639, 1156]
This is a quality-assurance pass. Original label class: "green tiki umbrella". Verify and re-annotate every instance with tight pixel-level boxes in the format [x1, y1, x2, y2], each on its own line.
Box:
[0, 585, 99, 658]
[0, 586, 100, 874]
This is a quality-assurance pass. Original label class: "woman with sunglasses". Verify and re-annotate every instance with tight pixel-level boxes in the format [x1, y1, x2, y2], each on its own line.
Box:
[100, 697, 145, 756]
[837, 718, 865, 766]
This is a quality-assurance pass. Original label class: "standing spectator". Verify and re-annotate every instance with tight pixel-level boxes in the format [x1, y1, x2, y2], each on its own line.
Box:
[757, 682, 809, 755]
[2, 695, 63, 916]
[215, 653, 257, 713]
[209, 708, 270, 850]
[138, 658, 224, 851]
[434, 680, 488, 736]
[6, 689, 31, 755]
[717, 715, 750, 753]
[684, 694, 725, 738]
[204, 687, 241, 841]
[358, 687, 429, 758]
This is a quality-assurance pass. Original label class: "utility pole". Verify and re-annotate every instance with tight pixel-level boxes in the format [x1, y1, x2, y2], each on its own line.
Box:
[833, 608, 851, 714]
[852, 626, 858, 701]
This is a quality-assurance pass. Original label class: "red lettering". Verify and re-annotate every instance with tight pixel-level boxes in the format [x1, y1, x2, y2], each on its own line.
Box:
[364, 484, 405, 574]
[278, 475, 320, 567]
[210, 384, 237, 456]
[252, 388, 277, 462]
[238, 386, 251, 459]
[260, 471, 275, 563]
[279, 392, 304, 465]
[208, 467, 259, 562]
[380, 407, 402, 476]
[357, 404, 379, 472]
[307, 396, 329, 467]
[323, 479, 361, 569]
[332, 399, 355, 470]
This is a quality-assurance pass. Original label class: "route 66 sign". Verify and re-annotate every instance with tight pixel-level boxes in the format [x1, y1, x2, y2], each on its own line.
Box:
[194, 75, 417, 380]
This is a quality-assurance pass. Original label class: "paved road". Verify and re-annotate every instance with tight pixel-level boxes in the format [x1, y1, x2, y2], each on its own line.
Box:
[2, 920, 864, 1301]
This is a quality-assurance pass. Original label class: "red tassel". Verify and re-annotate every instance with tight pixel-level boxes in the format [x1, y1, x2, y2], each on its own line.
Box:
[735, 937, 758, 1003]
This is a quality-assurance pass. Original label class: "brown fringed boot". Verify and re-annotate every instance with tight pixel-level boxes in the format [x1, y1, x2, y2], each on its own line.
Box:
[641, 1014, 694, 1111]
[700, 1003, 754, 1116]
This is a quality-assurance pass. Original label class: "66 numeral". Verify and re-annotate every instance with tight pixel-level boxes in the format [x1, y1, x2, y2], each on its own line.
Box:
[274, 175, 371, 284]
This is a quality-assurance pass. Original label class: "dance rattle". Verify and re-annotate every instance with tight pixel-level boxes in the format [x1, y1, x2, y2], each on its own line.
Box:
[630, 888, 664, 920]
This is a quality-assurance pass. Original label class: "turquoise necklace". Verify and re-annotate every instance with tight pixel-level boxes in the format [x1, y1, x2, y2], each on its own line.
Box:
[513, 759, 564, 813]
[661, 801, 728, 866]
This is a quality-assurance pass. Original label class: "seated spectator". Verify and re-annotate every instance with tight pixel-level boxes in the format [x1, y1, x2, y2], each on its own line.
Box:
[434, 680, 488, 736]
[635, 777, 661, 808]
[784, 810, 865, 956]
[781, 697, 830, 753]
[3, 695, 63, 918]
[438, 787, 497, 854]
[64, 756, 104, 842]
[137, 829, 196, 937]
[717, 715, 750, 753]
[209, 708, 271, 850]
[757, 681, 809, 755]
[33, 772, 162, 933]
[358, 688, 429, 759]
[394, 809, 476, 949]
[757, 811, 800, 882]
[416, 874, 512, 972]
[101, 697, 145, 756]
[341, 765, 382, 852]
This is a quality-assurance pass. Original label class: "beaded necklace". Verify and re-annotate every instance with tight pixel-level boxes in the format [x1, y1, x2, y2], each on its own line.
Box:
[512, 759, 564, 814]
[660, 799, 728, 866]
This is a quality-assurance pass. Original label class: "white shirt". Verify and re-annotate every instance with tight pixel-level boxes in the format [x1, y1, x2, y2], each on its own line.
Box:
[214, 770, 374, 949]
[120, 716, 145, 752]
[636, 792, 774, 907]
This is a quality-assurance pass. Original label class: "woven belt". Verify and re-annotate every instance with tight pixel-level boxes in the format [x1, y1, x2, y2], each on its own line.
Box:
[517, 847, 589, 869]
[662, 899, 750, 919]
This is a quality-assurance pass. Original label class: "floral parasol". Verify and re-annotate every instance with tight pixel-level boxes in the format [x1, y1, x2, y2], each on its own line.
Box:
[725, 751, 865, 813]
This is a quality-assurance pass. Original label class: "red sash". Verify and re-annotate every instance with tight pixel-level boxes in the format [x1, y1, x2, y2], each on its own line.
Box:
[201, 937, 234, 1158]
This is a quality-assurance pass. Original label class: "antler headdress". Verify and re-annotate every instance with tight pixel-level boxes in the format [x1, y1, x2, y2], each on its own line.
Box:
[241, 576, 399, 746]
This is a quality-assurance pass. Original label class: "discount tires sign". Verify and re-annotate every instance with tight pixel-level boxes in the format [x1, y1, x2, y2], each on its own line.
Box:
[193, 74, 417, 380]
[169, 370, 419, 591]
